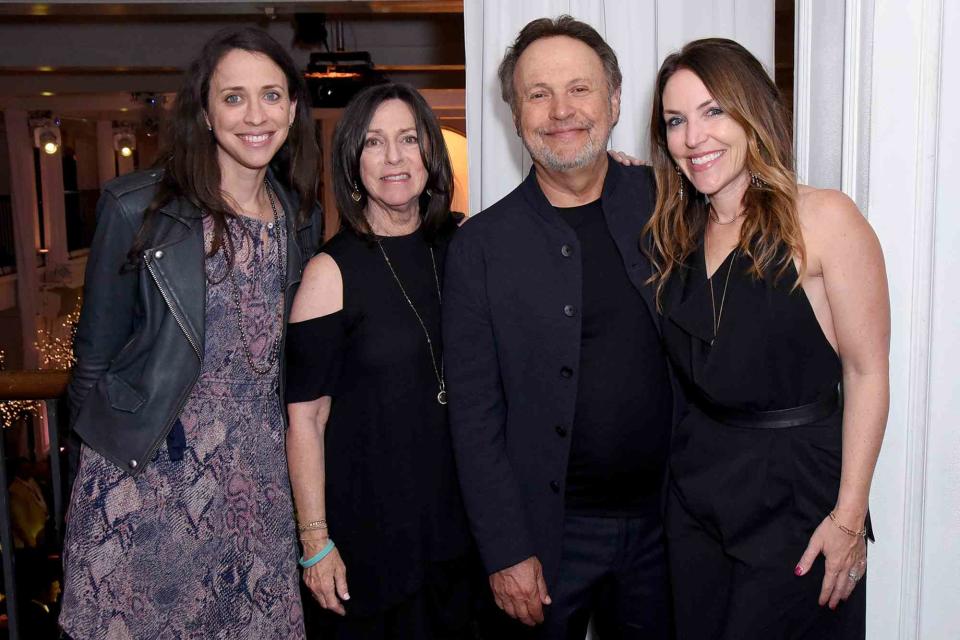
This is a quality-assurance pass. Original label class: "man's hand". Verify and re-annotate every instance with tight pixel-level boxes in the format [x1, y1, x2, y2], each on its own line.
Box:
[489, 556, 552, 626]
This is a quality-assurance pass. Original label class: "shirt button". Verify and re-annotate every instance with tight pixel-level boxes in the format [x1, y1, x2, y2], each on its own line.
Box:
[549, 480, 561, 493]
[154, 250, 163, 259]
[563, 304, 576, 317]
[561, 244, 573, 257]
[267, 222, 275, 230]
[560, 366, 573, 379]
[128, 459, 138, 469]
[555, 425, 568, 437]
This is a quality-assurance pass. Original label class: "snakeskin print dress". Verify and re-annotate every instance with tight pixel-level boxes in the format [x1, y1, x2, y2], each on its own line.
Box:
[60, 213, 304, 639]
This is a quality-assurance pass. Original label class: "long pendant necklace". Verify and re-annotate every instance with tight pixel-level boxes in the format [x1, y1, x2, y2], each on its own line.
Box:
[708, 249, 738, 346]
[227, 180, 286, 375]
[377, 240, 447, 405]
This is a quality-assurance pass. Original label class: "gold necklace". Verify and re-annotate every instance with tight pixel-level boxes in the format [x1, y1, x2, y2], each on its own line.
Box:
[376, 240, 447, 405]
[708, 249, 738, 346]
[709, 206, 745, 225]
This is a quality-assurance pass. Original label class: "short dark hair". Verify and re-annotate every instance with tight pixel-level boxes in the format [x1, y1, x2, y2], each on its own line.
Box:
[331, 82, 454, 243]
[497, 15, 622, 119]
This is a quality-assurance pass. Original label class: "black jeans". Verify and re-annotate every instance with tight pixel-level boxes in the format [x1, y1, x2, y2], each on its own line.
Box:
[479, 513, 672, 640]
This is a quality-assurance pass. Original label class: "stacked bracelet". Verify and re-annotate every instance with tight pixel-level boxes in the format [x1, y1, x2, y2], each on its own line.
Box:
[298, 519, 328, 532]
[828, 510, 867, 538]
[299, 539, 336, 568]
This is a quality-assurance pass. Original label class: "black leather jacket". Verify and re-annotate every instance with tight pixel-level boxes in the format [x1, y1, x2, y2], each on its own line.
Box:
[67, 169, 322, 476]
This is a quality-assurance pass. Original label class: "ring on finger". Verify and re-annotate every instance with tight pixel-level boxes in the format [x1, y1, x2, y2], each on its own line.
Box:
[847, 569, 861, 582]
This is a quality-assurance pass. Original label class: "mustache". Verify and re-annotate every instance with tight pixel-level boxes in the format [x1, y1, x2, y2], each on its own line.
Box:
[535, 120, 595, 136]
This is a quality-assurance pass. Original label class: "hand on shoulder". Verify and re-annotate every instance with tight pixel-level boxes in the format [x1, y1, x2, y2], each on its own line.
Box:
[290, 253, 343, 322]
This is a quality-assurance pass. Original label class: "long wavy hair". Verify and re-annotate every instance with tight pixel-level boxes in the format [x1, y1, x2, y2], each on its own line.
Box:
[331, 82, 454, 244]
[644, 38, 801, 308]
[128, 27, 319, 267]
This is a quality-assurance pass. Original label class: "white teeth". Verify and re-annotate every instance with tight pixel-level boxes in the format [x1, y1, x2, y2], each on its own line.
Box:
[240, 133, 270, 143]
[691, 151, 723, 165]
[381, 174, 410, 182]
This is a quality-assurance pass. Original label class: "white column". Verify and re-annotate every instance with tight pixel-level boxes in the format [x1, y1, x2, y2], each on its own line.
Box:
[793, 0, 846, 190]
[2, 109, 40, 369]
[117, 153, 134, 176]
[96, 119, 116, 187]
[798, 1, 960, 637]
[38, 146, 69, 265]
[464, 0, 775, 214]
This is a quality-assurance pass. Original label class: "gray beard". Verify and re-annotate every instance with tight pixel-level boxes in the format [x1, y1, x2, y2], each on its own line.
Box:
[523, 123, 611, 172]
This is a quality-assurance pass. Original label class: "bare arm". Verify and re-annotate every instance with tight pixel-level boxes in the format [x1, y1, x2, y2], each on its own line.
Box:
[286, 253, 349, 614]
[795, 189, 890, 607]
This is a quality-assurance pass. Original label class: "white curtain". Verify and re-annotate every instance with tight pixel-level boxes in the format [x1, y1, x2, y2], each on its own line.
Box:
[464, 0, 775, 214]
[795, 1, 960, 638]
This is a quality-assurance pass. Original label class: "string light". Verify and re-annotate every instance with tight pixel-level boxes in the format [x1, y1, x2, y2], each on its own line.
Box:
[0, 351, 41, 428]
[35, 305, 81, 370]
[1, 302, 81, 428]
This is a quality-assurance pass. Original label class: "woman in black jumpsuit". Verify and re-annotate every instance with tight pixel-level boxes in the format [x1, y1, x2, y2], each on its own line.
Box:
[645, 39, 890, 639]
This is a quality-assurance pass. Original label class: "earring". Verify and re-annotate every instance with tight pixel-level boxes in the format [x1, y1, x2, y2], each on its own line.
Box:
[750, 171, 765, 188]
[351, 181, 362, 203]
[207, 125, 213, 132]
[425, 188, 433, 197]
[675, 164, 685, 201]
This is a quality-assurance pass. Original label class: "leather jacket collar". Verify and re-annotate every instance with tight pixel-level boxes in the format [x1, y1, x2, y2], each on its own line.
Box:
[142, 170, 315, 357]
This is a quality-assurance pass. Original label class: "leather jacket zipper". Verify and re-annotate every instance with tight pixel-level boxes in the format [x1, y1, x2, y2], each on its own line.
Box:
[136, 250, 202, 474]
[144, 250, 202, 359]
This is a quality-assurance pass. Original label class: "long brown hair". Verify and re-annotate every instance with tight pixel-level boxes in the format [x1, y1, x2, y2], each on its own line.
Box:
[128, 27, 319, 267]
[645, 38, 801, 308]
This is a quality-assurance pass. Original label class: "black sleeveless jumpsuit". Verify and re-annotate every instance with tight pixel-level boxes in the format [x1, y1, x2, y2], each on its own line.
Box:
[661, 244, 866, 639]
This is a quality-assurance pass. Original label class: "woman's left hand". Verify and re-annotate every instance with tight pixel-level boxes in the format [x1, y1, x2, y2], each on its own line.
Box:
[795, 514, 867, 609]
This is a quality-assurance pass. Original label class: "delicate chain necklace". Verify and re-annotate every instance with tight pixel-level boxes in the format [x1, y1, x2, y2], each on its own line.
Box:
[227, 180, 286, 376]
[709, 205, 745, 225]
[708, 249, 738, 346]
[376, 239, 447, 405]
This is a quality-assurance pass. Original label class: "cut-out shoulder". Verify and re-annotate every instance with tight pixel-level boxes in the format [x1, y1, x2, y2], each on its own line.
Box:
[793, 183, 884, 357]
[290, 252, 344, 322]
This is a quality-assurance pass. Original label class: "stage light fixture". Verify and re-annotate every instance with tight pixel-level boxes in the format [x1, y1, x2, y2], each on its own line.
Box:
[32, 122, 61, 155]
[113, 129, 136, 158]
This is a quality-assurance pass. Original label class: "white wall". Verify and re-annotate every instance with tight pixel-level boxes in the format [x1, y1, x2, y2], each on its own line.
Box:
[797, 1, 959, 637]
[464, 0, 774, 214]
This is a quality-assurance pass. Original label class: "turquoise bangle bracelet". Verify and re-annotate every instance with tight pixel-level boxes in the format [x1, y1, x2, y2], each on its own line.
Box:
[299, 539, 335, 568]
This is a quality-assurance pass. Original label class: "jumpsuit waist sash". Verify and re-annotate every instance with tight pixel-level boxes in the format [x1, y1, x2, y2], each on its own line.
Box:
[687, 386, 841, 430]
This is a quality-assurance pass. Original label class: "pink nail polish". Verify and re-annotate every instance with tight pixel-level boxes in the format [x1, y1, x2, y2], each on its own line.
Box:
[795, 565, 804, 576]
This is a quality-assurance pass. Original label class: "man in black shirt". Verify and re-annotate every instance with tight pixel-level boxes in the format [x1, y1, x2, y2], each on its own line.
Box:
[444, 15, 673, 640]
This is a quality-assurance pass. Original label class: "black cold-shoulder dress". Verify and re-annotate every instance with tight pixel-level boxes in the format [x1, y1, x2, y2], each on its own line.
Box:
[286, 226, 474, 639]
[661, 243, 867, 640]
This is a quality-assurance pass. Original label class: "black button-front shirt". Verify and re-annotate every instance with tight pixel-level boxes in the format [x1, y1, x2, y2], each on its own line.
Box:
[555, 199, 673, 516]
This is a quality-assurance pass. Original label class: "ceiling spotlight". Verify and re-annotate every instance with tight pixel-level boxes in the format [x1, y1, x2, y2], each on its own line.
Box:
[113, 129, 136, 158]
[32, 122, 61, 155]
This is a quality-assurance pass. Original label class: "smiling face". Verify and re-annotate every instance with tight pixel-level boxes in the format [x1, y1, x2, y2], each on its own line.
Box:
[662, 68, 750, 201]
[206, 48, 295, 176]
[514, 36, 620, 173]
[358, 98, 429, 218]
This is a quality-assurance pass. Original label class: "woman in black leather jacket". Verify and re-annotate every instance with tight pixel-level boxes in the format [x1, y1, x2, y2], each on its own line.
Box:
[59, 28, 322, 639]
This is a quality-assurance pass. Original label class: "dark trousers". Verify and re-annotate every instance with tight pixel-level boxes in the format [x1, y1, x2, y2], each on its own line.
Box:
[479, 513, 672, 640]
[667, 486, 866, 640]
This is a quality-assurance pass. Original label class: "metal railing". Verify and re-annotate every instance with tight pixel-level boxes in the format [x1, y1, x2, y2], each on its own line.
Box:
[0, 370, 70, 640]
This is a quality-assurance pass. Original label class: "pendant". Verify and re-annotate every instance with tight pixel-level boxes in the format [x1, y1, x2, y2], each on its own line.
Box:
[437, 390, 448, 405]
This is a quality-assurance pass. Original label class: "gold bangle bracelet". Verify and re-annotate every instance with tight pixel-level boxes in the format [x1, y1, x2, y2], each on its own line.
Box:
[297, 519, 328, 532]
[829, 510, 867, 538]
